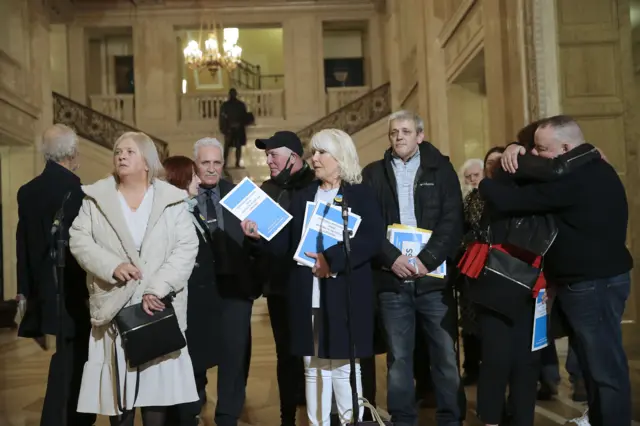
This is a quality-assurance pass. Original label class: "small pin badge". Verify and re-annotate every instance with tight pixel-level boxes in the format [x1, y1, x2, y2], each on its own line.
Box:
[333, 195, 343, 203]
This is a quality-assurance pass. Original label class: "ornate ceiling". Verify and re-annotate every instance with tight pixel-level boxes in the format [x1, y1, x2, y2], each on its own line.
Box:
[70, 0, 376, 4]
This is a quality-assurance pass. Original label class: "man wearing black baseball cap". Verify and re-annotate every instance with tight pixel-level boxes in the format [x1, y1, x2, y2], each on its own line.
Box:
[253, 130, 315, 426]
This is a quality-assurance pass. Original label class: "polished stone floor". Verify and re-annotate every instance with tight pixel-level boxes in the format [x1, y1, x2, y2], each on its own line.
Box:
[0, 315, 638, 426]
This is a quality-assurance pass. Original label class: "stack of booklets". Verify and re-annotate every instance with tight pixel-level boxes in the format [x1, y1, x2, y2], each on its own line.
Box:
[387, 224, 447, 278]
[293, 201, 362, 268]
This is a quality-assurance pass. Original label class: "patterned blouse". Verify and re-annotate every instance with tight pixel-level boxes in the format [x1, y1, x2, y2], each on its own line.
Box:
[462, 188, 485, 248]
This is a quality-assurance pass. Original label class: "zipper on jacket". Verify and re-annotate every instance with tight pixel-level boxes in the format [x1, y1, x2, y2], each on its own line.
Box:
[565, 148, 598, 164]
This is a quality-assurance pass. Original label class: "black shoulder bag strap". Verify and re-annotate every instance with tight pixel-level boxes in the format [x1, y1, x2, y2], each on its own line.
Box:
[113, 336, 140, 417]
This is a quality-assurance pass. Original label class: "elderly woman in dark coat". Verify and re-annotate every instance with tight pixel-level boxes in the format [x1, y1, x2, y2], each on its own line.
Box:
[163, 155, 223, 426]
[242, 129, 384, 426]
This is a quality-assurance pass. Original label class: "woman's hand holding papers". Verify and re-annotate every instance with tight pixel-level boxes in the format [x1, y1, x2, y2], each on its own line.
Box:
[306, 252, 331, 278]
[241, 219, 260, 240]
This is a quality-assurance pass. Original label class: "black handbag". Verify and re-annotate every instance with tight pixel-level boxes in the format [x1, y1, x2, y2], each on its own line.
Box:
[111, 293, 186, 416]
[468, 240, 541, 320]
[113, 292, 186, 368]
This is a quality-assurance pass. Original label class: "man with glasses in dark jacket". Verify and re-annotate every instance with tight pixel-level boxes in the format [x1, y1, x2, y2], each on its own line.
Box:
[363, 110, 464, 426]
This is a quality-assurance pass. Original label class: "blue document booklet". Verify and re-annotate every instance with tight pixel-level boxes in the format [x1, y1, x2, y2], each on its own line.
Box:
[293, 201, 362, 268]
[531, 289, 549, 352]
[219, 177, 292, 241]
[387, 224, 446, 278]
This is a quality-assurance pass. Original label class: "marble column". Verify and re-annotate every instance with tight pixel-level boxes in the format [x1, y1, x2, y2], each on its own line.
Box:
[365, 14, 386, 88]
[483, 0, 527, 143]
[132, 18, 179, 135]
[50, 24, 70, 96]
[67, 24, 87, 104]
[282, 15, 325, 126]
[1, 0, 53, 299]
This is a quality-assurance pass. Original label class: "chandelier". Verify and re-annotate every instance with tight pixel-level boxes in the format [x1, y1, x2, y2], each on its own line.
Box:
[184, 23, 242, 77]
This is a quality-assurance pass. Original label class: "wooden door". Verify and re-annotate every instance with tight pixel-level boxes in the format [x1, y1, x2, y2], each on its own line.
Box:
[556, 0, 640, 357]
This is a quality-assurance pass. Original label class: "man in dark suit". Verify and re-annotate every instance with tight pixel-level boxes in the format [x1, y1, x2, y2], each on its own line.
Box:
[219, 88, 250, 169]
[16, 124, 95, 426]
[193, 137, 258, 426]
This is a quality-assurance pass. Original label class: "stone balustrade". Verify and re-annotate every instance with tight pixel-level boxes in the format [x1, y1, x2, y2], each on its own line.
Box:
[90, 94, 135, 126]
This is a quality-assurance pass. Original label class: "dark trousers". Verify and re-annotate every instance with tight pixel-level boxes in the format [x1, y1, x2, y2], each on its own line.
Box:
[555, 273, 631, 426]
[539, 335, 582, 385]
[461, 333, 481, 378]
[476, 302, 540, 426]
[215, 298, 253, 426]
[267, 294, 304, 426]
[41, 332, 96, 426]
[379, 284, 462, 426]
[223, 129, 243, 167]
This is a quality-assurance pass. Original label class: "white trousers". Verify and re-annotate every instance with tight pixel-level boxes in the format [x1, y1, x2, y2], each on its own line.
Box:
[304, 309, 363, 426]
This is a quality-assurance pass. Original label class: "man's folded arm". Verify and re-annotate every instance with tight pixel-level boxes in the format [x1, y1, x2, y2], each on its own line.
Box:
[479, 176, 579, 214]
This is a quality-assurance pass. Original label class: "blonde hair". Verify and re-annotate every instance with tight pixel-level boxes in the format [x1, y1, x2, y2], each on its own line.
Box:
[113, 132, 165, 183]
[310, 129, 362, 184]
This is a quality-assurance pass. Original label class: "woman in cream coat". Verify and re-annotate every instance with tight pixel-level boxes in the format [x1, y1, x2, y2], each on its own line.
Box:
[69, 132, 199, 425]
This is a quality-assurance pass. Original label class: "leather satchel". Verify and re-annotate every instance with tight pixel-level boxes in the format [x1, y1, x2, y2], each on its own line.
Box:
[469, 247, 541, 320]
[113, 293, 186, 368]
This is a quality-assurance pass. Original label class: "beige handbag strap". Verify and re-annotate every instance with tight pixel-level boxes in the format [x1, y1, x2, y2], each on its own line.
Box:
[345, 397, 387, 426]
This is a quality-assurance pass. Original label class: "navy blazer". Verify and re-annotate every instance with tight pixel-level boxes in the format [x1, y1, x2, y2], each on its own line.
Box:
[270, 180, 384, 359]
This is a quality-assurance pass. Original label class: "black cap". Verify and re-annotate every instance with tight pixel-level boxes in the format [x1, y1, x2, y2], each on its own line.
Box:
[255, 131, 303, 157]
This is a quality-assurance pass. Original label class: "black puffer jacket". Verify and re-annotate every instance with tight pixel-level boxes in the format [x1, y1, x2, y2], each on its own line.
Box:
[362, 142, 464, 294]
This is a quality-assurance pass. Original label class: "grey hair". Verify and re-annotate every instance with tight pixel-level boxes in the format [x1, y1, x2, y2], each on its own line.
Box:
[310, 129, 362, 184]
[41, 124, 79, 162]
[193, 137, 224, 160]
[550, 123, 585, 146]
[388, 110, 425, 134]
[113, 132, 165, 183]
[537, 115, 585, 146]
[459, 158, 484, 198]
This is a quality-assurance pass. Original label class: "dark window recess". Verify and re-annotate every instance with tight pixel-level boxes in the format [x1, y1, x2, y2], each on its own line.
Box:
[324, 58, 364, 88]
[115, 55, 135, 94]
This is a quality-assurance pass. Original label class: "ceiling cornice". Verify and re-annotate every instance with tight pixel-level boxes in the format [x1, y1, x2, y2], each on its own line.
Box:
[71, 1, 378, 24]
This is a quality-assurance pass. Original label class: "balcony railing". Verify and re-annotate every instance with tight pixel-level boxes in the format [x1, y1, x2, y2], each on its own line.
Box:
[297, 83, 391, 152]
[326, 86, 370, 114]
[53, 92, 169, 159]
[90, 94, 135, 126]
[180, 89, 285, 122]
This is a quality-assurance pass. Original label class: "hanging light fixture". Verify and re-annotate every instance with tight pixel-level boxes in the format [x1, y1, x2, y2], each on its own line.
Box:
[183, 18, 242, 77]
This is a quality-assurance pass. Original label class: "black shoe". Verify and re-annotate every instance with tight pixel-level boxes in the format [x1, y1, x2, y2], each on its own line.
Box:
[572, 380, 588, 402]
[537, 381, 558, 400]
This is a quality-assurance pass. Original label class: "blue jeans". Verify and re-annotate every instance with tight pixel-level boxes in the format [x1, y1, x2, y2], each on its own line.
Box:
[555, 273, 631, 426]
[378, 283, 462, 426]
[540, 335, 582, 385]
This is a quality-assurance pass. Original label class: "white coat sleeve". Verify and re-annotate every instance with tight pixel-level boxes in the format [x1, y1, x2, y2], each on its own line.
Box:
[144, 202, 198, 298]
[69, 198, 123, 285]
